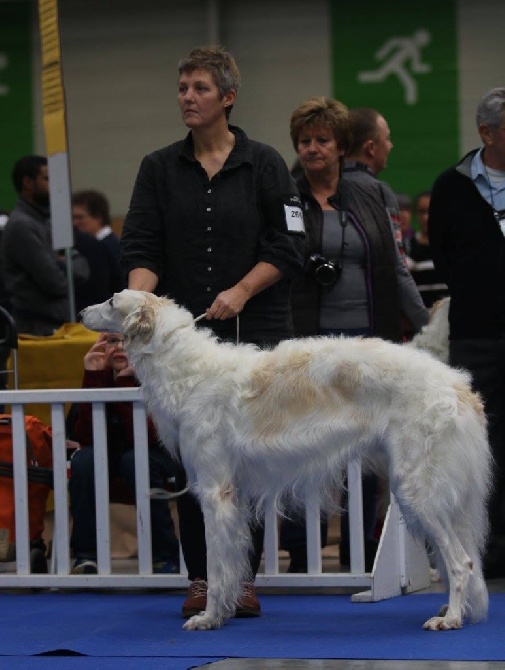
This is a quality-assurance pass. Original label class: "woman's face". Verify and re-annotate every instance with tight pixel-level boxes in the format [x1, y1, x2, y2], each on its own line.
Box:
[296, 125, 342, 177]
[178, 68, 235, 130]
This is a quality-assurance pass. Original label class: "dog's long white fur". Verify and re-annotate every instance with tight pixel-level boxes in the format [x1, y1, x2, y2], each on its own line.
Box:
[81, 290, 491, 632]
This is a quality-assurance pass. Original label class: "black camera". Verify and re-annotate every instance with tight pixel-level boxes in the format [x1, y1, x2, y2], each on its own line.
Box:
[307, 254, 342, 286]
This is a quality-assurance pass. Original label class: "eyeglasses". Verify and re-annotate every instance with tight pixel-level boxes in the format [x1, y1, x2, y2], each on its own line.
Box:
[104, 336, 125, 348]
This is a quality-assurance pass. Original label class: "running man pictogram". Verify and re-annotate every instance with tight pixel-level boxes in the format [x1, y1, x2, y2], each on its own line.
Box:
[358, 29, 432, 105]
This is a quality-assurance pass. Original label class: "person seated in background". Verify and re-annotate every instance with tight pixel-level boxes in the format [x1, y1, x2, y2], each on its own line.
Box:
[408, 190, 449, 308]
[72, 189, 126, 295]
[68, 332, 180, 574]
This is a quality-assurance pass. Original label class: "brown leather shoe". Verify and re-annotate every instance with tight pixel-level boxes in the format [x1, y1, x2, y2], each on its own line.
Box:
[181, 578, 208, 618]
[235, 581, 261, 618]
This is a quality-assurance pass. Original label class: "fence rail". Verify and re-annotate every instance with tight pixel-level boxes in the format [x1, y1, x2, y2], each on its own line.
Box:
[0, 388, 431, 601]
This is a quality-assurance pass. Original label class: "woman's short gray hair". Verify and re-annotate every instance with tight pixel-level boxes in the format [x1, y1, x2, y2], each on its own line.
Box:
[178, 46, 241, 98]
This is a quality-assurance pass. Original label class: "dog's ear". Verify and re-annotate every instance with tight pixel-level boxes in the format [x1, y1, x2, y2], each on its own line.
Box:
[113, 289, 152, 316]
[123, 303, 156, 344]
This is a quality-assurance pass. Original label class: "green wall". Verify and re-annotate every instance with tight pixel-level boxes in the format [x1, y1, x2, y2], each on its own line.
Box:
[331, 0, 459, 197]
[0, 0, 33, 212]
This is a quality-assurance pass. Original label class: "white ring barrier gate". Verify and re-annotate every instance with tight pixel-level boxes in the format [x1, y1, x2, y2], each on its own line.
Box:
[0, 387, 431, 599]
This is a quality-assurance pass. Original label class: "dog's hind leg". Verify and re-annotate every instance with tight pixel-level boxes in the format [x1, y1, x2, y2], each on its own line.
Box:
[431, 522, 488, 625]
[183, 482, 251, 631]
[421, 518, 474, 631]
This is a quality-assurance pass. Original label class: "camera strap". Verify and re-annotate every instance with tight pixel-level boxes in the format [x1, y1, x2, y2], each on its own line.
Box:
[337, 210, 348, 264]
[329, 186, 349, 267]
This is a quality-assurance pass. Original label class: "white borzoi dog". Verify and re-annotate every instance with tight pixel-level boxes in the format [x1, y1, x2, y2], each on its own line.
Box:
[81, 290, 491, 632]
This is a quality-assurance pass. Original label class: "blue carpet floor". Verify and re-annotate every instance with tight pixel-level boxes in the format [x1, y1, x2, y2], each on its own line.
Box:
[0, 659, 214, 670]
[0, 592, 503, 666]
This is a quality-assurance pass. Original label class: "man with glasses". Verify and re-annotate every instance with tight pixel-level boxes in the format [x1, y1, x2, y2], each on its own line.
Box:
[68, 332, 180, 574]
[429, 87, 505, 579]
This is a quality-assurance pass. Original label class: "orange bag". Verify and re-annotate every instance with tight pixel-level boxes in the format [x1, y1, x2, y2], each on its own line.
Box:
[0, 414, 53, 560]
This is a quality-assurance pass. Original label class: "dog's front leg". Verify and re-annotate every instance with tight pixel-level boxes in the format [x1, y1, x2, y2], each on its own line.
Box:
[183, 482, 251, 631]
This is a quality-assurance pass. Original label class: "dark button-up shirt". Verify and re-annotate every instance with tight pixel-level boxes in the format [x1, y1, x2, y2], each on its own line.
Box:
[121, 126, 304, 343]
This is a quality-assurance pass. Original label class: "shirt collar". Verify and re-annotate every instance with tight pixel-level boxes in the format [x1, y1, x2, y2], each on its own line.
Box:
[343, 160, 376, 177]
[96, 225, 113, 240]
[471, 148, 488, 183]
[179, 125, 253, 169]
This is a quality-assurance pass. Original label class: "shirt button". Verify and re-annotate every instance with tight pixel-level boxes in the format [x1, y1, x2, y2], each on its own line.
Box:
[206, 207, 211, 212]
[207, 266, 212, 271]
[207, 226, 212, 232]
[206, 286, 211, 291]
[207, 189, 212, 194]
[207, 247, 212, 252]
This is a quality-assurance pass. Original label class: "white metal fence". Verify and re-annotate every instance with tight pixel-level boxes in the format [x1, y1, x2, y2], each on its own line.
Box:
[0, 387, 431, 601]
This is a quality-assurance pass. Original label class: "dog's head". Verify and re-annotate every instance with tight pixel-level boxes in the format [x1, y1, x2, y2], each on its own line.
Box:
[80, 290, 194, 350]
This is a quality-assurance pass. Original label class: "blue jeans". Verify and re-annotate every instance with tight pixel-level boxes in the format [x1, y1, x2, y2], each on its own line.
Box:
[69, 446, 179, 564]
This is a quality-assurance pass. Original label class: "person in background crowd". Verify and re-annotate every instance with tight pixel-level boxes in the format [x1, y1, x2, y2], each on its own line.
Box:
[0, 208, 11, 314]
[119, 46, 305, 618]
[0, 208, 11, 398]
[72, 227, 117, 312]
[68, 332, 180, 575]
[1, 156, 89, 335]
[72, 189, 126, 295]
[343, 107, 405, 262]
[395, 192, 414, 257]
[429, 87, 505, 578]
[281, 96, 428, 573]
[408, 190, 448, 308]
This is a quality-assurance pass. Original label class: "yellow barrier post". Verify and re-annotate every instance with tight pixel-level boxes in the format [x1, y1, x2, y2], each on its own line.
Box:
[38, 0, 76, 322]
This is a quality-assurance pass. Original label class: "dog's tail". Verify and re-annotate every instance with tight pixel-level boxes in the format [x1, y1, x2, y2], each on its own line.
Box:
[402, 381, 491, 623]
[449, 504, 489, 622]
[409, 297, 450, 364]
[463, 401, 492, 622]
[465, 545, 489, 623]
[446, 394, 491, 622]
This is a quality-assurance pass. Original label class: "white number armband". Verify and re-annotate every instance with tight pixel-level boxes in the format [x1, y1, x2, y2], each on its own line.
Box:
[284, 205, 304, 233]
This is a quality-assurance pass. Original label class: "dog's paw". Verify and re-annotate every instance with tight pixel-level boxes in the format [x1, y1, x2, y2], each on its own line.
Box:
[422, 614, 462, 631]
[183, 612, 222, 631]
